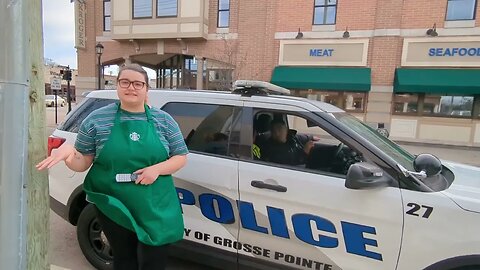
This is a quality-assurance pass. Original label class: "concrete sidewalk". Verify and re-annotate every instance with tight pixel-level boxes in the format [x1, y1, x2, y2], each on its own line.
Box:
[398, 142, 480, 168]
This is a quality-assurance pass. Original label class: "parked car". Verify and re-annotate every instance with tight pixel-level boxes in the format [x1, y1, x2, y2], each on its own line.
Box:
[48, 81, 480, 270]
[45, 94, 66, 107]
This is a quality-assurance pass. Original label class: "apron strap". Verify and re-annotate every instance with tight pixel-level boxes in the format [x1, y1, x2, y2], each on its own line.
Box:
[115, 103, 154, 124]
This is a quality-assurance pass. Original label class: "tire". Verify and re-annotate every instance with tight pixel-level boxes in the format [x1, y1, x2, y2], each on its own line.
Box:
[50, 102, 54, 107]
[77, 204, 113, 270]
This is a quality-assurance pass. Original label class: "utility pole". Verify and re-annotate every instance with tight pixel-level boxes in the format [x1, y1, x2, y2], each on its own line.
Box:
[27, 0, 50, 269]
[0, 0, 29, 269]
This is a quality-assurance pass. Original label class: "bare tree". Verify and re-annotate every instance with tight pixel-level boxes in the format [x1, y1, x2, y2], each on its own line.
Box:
[208, 33, 249, 91]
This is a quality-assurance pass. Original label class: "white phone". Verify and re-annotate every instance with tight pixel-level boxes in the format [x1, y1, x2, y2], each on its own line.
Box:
[115, 173, 138, 182]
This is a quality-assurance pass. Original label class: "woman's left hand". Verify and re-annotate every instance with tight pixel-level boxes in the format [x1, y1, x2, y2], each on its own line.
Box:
[134, 165, 160, 185]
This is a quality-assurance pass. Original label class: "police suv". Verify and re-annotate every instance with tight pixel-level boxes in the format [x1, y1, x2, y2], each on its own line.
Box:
[49, 81, 480, 270]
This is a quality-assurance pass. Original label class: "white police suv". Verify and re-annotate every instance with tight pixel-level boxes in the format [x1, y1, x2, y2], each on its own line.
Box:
[49, 81, 480, 270]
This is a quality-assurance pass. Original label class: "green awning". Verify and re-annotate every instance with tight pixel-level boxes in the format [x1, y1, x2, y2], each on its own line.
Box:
[270, 66, 371, 92]
[394, 68, 480, 95]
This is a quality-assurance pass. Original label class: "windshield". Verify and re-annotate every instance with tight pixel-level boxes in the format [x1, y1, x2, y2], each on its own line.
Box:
[332, 113, 415, 170]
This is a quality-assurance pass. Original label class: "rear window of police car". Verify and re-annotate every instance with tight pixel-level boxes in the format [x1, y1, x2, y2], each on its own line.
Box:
[58, 98, 116, 133]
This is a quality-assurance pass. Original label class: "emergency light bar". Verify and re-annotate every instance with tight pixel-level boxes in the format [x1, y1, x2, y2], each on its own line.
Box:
[233, 80, 291, 96]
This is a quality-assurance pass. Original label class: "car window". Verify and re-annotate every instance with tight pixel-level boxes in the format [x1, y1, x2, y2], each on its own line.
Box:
[58, 97, 116, 133]
[251, 110, 362, 176]
[162, 102, 240, 157]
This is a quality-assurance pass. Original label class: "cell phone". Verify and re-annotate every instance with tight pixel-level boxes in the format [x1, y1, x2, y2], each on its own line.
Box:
[115, 173, 138, 182]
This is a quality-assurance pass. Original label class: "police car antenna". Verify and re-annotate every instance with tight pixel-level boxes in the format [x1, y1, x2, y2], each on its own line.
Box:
[232, 80, 291, 97]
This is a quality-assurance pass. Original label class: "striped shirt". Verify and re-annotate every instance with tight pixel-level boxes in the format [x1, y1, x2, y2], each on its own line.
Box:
[75, 103, 188, 160]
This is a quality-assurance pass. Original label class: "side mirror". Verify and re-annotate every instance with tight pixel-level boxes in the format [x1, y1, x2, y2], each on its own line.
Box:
[413, 154, 442, 177]
[376, 128, 389, 138]
[345, 162, 391, 189]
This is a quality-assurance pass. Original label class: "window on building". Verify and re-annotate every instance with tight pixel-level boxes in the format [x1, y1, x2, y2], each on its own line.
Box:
[393, 93, 478, 118]
[393, 94, 419, 114]
[446, 0, 477, 20]
[300, 91, 366, 112]
[133, 0, 152, 18]
[157, 0, 177, 17]
[313, 0, 337, 25]
[103, 0, 111, 31]
[424, 95, 474, 117]
[217, 0, 230, 28]
[162, 102, 240, 157]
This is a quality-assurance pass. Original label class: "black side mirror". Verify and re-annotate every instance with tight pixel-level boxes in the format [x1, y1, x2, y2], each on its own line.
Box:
[345, 162, 391, 189]
[376, 128, 389, 138]
[413, 154, 442, 177]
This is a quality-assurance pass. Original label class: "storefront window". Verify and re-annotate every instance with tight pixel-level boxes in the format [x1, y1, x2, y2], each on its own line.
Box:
[344, 92, 366, 112]
[423, 95, 474, 117]
[297, 91, 366, 112]
[393, 93, 476, 118]
[393, 94, 419, 114]
[318, 91, 341, 107]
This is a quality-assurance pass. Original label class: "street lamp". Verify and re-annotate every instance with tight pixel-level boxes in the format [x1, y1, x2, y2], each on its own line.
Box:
[95, 43, 104, 89]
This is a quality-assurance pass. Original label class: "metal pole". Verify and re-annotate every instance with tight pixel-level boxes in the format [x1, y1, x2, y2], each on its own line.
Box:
[66, 66, 72, 112]
[97, 55, 101, 89]
[176, 55, 180, 88]
[0, 0, 29, 269]
[54, 92, 58, 124]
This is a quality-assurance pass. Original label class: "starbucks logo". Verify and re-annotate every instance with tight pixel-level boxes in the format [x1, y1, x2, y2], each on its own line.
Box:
[129, 132, 140, 142]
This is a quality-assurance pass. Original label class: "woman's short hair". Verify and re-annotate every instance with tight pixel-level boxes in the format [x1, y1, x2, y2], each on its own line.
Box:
[117, 64, 149, 87]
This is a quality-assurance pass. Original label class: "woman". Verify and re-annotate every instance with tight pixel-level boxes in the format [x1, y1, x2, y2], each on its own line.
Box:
[37, 64, 188, 270]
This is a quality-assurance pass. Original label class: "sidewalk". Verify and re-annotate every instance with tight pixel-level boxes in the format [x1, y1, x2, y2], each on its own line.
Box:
[397, 142, 480, 168]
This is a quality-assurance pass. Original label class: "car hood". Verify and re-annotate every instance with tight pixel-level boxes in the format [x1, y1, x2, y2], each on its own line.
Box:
[441, 160, 480, 213]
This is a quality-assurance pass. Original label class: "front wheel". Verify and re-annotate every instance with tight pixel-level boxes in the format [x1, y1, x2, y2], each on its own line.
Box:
[77, 204, 113, 270]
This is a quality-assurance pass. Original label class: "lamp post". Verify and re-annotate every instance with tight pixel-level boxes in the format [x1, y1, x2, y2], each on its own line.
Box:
[95, 43, 104, 89]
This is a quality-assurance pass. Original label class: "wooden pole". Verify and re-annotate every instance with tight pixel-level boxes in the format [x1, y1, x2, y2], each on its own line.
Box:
[27, 0, 49, 269]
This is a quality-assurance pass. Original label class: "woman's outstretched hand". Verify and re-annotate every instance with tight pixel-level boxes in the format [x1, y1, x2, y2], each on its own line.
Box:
[36, 144, 76, 170]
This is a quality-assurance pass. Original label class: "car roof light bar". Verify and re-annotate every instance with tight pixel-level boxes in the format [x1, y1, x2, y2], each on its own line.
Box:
[233, 80, 291, 96]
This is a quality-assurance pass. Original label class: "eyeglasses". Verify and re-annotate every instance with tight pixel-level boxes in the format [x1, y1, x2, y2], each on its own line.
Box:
[118, 79, 146, 90]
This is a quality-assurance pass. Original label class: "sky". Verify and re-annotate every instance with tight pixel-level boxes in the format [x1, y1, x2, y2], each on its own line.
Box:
[42, 1, 77, 69]
[42, 1, 154, 78]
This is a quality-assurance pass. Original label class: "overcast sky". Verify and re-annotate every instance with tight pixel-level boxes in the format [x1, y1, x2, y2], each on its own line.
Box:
[43, 1, 77, 69]
[42, 1, 155, 78]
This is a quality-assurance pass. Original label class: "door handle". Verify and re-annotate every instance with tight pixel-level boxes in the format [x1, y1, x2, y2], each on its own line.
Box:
[251, 180, 287, 192]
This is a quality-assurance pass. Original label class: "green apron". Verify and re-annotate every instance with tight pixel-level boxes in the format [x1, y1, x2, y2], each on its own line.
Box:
[83, 104, 184, 246]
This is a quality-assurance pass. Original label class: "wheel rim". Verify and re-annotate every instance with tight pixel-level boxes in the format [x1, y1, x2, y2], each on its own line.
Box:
[88, 217, 113, 262]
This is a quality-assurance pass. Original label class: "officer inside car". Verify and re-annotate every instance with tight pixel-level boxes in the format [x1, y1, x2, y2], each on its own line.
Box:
[261, 119, 315, 166]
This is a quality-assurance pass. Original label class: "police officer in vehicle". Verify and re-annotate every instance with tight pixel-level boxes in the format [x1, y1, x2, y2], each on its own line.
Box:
[262, 119, 315, 165]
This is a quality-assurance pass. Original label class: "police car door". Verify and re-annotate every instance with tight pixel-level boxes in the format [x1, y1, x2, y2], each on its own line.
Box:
[162, 100, 242, 263]
[236, 103, 403, 270]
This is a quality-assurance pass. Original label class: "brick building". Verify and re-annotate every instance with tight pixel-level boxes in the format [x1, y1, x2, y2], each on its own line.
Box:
[74, 0, 480, 146]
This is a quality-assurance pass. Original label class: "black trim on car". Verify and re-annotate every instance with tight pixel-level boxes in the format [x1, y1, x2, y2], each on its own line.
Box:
[50, 196, 69, 221]
[423, 255, 480, 270]
[66, 185, 87, 225]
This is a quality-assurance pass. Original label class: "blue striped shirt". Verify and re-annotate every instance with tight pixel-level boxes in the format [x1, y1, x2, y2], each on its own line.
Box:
[75, 103, 188, 160]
